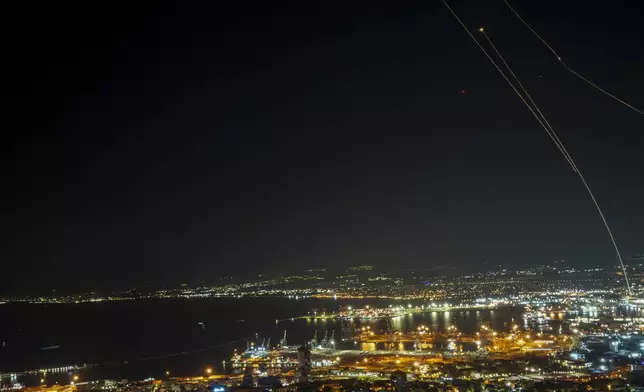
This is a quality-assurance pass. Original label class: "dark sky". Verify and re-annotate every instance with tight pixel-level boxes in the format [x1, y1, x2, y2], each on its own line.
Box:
[4, 1, 643, 294]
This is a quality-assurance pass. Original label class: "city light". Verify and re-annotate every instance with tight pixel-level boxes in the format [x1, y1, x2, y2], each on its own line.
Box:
[8, 257, 644, 391]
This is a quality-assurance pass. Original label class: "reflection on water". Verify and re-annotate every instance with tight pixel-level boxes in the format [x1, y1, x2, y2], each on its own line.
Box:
[359, 342, 377, 351]
[351, 307, 524, 334]
[355, 340, 476, 352]
[297, 307, 524, 353]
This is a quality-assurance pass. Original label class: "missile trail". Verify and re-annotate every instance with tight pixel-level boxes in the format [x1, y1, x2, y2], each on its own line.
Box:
[479, 30, 577, 172]
[480, 29, 632, 296]
[503, 0, 644, 116]
[440, 1, 572, 171]
[441, 0, 632, 294]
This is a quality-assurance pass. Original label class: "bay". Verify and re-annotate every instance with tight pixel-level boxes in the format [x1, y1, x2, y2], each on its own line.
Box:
[0, 298, 524, 384]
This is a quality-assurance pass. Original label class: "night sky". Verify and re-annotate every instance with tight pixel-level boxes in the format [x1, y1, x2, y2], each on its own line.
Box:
[4, 1, 643, 294]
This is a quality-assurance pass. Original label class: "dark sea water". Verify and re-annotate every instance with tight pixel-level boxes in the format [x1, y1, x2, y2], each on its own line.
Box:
[0, 298, 523, 385]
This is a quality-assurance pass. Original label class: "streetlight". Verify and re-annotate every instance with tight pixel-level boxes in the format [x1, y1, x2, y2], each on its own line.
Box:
[206, 368, 213, 375]
[73, 375, 79, 382]
[166, 371, 170, 376]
